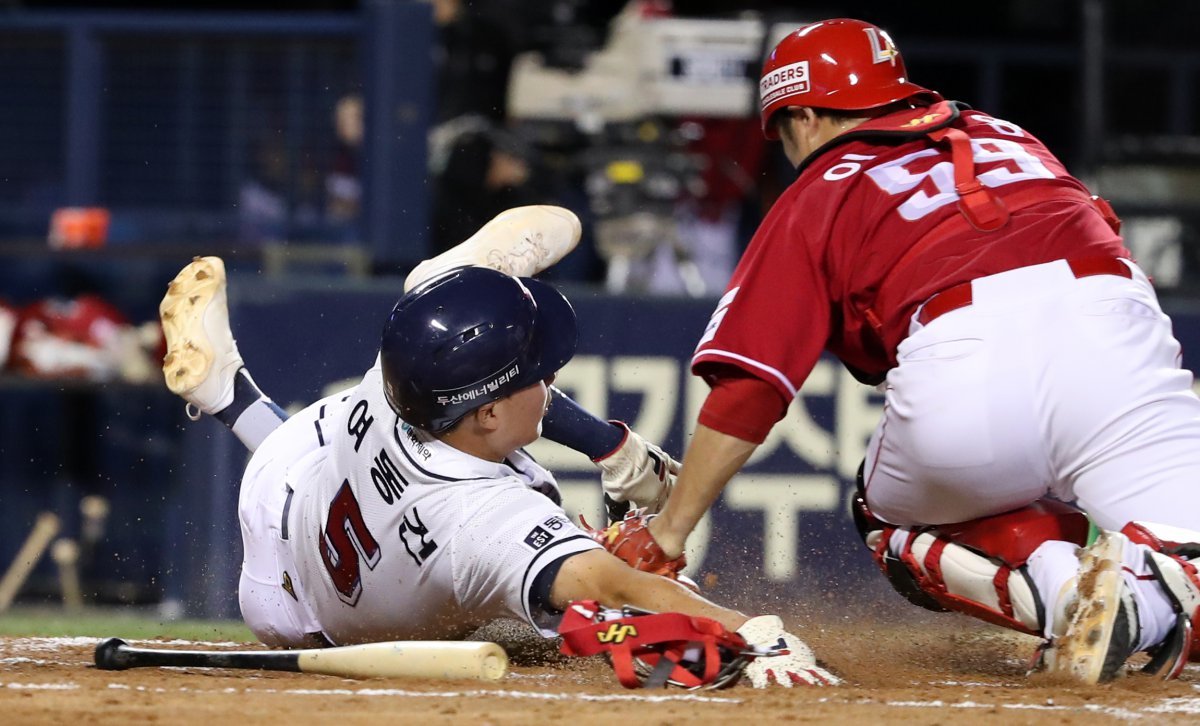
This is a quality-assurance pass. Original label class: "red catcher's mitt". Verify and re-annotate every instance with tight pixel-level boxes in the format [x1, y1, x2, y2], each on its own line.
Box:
[583, 508, 686, 578]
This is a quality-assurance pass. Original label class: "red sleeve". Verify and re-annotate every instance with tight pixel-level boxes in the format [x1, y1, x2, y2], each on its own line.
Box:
[697, 367, 790, 444]
[691, 193, 831, 403]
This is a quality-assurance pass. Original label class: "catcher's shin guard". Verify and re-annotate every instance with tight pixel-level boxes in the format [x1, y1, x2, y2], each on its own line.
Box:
[854, 491, 1091, 636]
[853, 490, 948, 614]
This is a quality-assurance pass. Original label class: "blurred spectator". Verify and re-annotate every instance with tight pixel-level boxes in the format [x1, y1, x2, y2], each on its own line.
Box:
[430, 0, 516, 123]
[238, 135, 289, 244]
[9, 295, 160, 383]
[428, 0, 537, 254]
[238, 132, 323, 245]
[326, 93, 363, 236]
[431, 122, 541, 254]
[583, 118, 701, 294]
[668, 117, 769, 294]
[0, 300, 16, 371]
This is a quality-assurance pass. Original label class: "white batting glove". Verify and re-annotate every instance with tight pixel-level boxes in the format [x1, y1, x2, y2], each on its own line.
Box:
[592, 422, 680, 514]
[736, 615, 842, 687]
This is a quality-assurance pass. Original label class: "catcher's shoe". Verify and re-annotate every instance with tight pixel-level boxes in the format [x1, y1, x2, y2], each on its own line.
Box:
[159, 256, 244, 421]
[404, 205, 581, 292]
[1041, 530, 1142, 681]
[1042, 531, 1140, 684]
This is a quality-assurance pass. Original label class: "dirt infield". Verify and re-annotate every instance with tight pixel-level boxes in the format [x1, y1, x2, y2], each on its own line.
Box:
[2, 610, 1199, 724]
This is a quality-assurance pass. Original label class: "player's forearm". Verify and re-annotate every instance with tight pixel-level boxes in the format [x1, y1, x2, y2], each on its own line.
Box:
[615, 570, 747, 631]
[651, 424, 757, 557]
[551, 550, 747, 631]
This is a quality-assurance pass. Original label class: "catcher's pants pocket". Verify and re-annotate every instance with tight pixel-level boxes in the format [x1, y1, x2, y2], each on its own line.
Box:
[1080, 296, 1161, 320]
[897, 336, 983, 363]
[887, 337, 993, 471]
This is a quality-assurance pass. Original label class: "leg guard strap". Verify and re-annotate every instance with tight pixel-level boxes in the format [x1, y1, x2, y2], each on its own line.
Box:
[1123, 521, 1200, 665]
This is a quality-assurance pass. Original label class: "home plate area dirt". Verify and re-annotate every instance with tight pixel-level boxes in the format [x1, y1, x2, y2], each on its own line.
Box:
[2, 610, 1199, 724]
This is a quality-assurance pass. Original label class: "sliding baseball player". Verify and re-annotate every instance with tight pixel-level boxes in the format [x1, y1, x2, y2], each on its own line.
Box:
[159, 206, 839, 688]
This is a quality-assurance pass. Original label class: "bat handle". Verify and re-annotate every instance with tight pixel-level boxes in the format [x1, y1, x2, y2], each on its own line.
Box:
[94, 637, 132, 670]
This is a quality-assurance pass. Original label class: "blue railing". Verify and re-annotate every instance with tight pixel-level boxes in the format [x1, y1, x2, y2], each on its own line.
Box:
[2, 8, 1198, 267]
[0, 6, 433, 266]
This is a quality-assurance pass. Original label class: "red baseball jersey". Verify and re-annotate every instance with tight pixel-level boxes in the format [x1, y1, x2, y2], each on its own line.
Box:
[693, 102, 1127, 398]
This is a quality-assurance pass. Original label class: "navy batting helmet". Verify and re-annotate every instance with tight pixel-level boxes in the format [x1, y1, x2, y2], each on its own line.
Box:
[380, 267, 578, 433]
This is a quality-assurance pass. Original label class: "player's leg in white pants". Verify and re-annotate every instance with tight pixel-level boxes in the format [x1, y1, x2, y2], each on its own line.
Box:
[862, 259, 1200, 678]
[1042, 275, 1200, 531]
[237, 422, 328, 647]
[864, 259, 1200, 531]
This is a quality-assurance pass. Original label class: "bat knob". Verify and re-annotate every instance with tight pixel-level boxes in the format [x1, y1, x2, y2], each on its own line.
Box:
[94, 637, 130, 670]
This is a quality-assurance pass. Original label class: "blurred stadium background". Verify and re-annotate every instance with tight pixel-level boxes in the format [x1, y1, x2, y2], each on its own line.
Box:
[0, 0, 1198, 627]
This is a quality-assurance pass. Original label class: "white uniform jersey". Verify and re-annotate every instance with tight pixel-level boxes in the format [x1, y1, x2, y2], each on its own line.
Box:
[254, 358, 600, 645]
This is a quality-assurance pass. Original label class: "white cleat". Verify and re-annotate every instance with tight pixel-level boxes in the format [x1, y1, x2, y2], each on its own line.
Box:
[1043, 531, 1139, 684]
[404, 205, 582, 292]
[159, 256, 244, 420]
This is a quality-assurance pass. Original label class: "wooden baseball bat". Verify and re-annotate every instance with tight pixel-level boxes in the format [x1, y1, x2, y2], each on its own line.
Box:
[94, 638, 508, 681]
[0, 512, 61, 612]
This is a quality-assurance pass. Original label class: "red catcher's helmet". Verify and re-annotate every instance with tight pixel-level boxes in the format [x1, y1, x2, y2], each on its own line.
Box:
[760, 18, 942, 138]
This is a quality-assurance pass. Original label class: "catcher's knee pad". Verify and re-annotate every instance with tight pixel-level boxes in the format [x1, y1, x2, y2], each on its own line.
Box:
[1121, 521, 1200, 560]
[865, 499, 1091, 636]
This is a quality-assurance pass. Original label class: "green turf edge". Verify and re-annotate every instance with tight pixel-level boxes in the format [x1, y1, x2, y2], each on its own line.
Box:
[0, 608, 254, 641]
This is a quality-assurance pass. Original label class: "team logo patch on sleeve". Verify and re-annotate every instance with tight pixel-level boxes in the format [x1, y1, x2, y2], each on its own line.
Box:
[523, 525, 553, 550]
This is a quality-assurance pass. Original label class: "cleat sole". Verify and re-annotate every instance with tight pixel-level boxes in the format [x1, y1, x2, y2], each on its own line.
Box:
[159, 257, 225, 397]
[1046, 532, 1131, 684]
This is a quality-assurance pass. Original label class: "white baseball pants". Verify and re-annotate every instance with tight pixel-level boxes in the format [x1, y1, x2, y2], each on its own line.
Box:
[864, 258, 1200, 531]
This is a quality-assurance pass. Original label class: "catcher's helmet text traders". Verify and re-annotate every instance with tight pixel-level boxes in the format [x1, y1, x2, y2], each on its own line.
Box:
[759, 18, 942, 138]
[380, 267, 579, 433]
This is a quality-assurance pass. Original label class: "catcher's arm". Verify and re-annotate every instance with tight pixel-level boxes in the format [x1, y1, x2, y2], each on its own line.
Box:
[550, 549, 747, 632]
[649, 423, 757, 558]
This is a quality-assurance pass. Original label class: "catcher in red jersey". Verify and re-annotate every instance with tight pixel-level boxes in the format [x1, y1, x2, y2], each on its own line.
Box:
[600, 18, 1200, 686]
